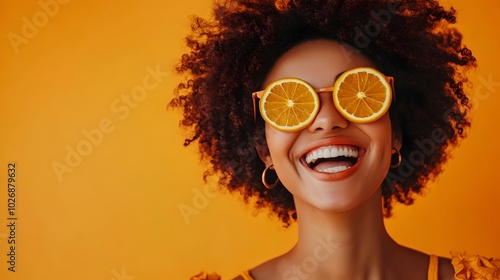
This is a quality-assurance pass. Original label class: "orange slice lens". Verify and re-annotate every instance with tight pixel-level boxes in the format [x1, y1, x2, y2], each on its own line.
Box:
[259, 79, 319, 132]
[333, 68, 392, 123]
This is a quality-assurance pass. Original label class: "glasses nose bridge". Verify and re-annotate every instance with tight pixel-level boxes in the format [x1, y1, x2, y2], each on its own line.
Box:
[308, 89, 348, 131]
[314, 86, 334, 94]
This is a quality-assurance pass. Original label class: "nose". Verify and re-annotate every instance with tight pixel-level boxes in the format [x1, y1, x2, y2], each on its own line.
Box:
[308, 92, 349, 132]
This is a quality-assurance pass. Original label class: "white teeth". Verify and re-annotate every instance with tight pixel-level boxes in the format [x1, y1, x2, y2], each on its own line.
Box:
[323, 148, 330, 158]
[304, 145, 359, 165]
[317, 165, 349, 173]
[318, 149, 324, 158]
[331, 148, 339, 157]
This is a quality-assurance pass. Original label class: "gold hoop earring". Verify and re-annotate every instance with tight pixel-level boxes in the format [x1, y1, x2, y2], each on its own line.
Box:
[262, 164, 279, 189]
[391, 148, 402, 168]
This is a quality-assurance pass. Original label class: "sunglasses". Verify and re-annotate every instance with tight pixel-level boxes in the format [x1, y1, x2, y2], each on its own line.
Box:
[252, 67, 395, 132]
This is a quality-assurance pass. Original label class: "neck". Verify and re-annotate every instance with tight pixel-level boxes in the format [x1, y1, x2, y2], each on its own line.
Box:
[286, 189, 399, 279]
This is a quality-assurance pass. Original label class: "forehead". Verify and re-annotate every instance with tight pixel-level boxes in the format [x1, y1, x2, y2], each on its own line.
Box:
[263, 39, 375, 88]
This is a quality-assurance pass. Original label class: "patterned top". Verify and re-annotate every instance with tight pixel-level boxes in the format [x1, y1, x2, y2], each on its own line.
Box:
[452, 253, 500, 280]
[190, 253, 500, 280]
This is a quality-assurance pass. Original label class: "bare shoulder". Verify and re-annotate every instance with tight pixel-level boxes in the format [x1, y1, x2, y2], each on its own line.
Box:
[228, 257, 283, 280]
[389, 245, 455, 280]
[438, 257, 456, 280]
[243, 255, 287, 280]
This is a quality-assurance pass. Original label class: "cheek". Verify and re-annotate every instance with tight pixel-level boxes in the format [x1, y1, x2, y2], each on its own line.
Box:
[365, 114, 393, 144]
[265, 126, 299, 163]
[370, 117, 394, 172]
[359, 115, 394, 165]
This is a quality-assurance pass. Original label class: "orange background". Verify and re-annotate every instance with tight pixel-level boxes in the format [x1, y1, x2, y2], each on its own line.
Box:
[0, 1, 499, 279]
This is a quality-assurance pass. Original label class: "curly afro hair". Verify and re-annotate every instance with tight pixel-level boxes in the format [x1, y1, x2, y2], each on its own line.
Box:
[170, 0, 476, 226]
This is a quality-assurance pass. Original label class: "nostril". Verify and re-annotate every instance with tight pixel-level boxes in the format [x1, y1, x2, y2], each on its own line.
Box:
[308, 107, 349, 132]
[307, 92, 349, 131]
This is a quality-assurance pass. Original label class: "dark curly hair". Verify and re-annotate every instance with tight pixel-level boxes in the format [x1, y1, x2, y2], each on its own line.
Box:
[170, 0, 476, 226]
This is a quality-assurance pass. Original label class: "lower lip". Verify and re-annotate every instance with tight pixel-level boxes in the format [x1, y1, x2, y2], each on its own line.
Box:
[303, 156, 363, 181]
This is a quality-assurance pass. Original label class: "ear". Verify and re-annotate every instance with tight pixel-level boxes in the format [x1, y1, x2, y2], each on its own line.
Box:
[392, 126, 402, 151]
[255, 144, 273, 167]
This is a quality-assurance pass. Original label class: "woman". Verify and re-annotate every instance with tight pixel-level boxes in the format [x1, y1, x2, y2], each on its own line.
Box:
[170, 0, 499, 279]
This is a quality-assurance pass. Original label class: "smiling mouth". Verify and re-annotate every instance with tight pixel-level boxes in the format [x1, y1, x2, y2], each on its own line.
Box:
[303, 145, 360, 174]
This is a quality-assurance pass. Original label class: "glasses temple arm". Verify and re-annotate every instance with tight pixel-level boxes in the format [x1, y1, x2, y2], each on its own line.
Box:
[386, 77, 395, 102]
[252, 91, 262, 121]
